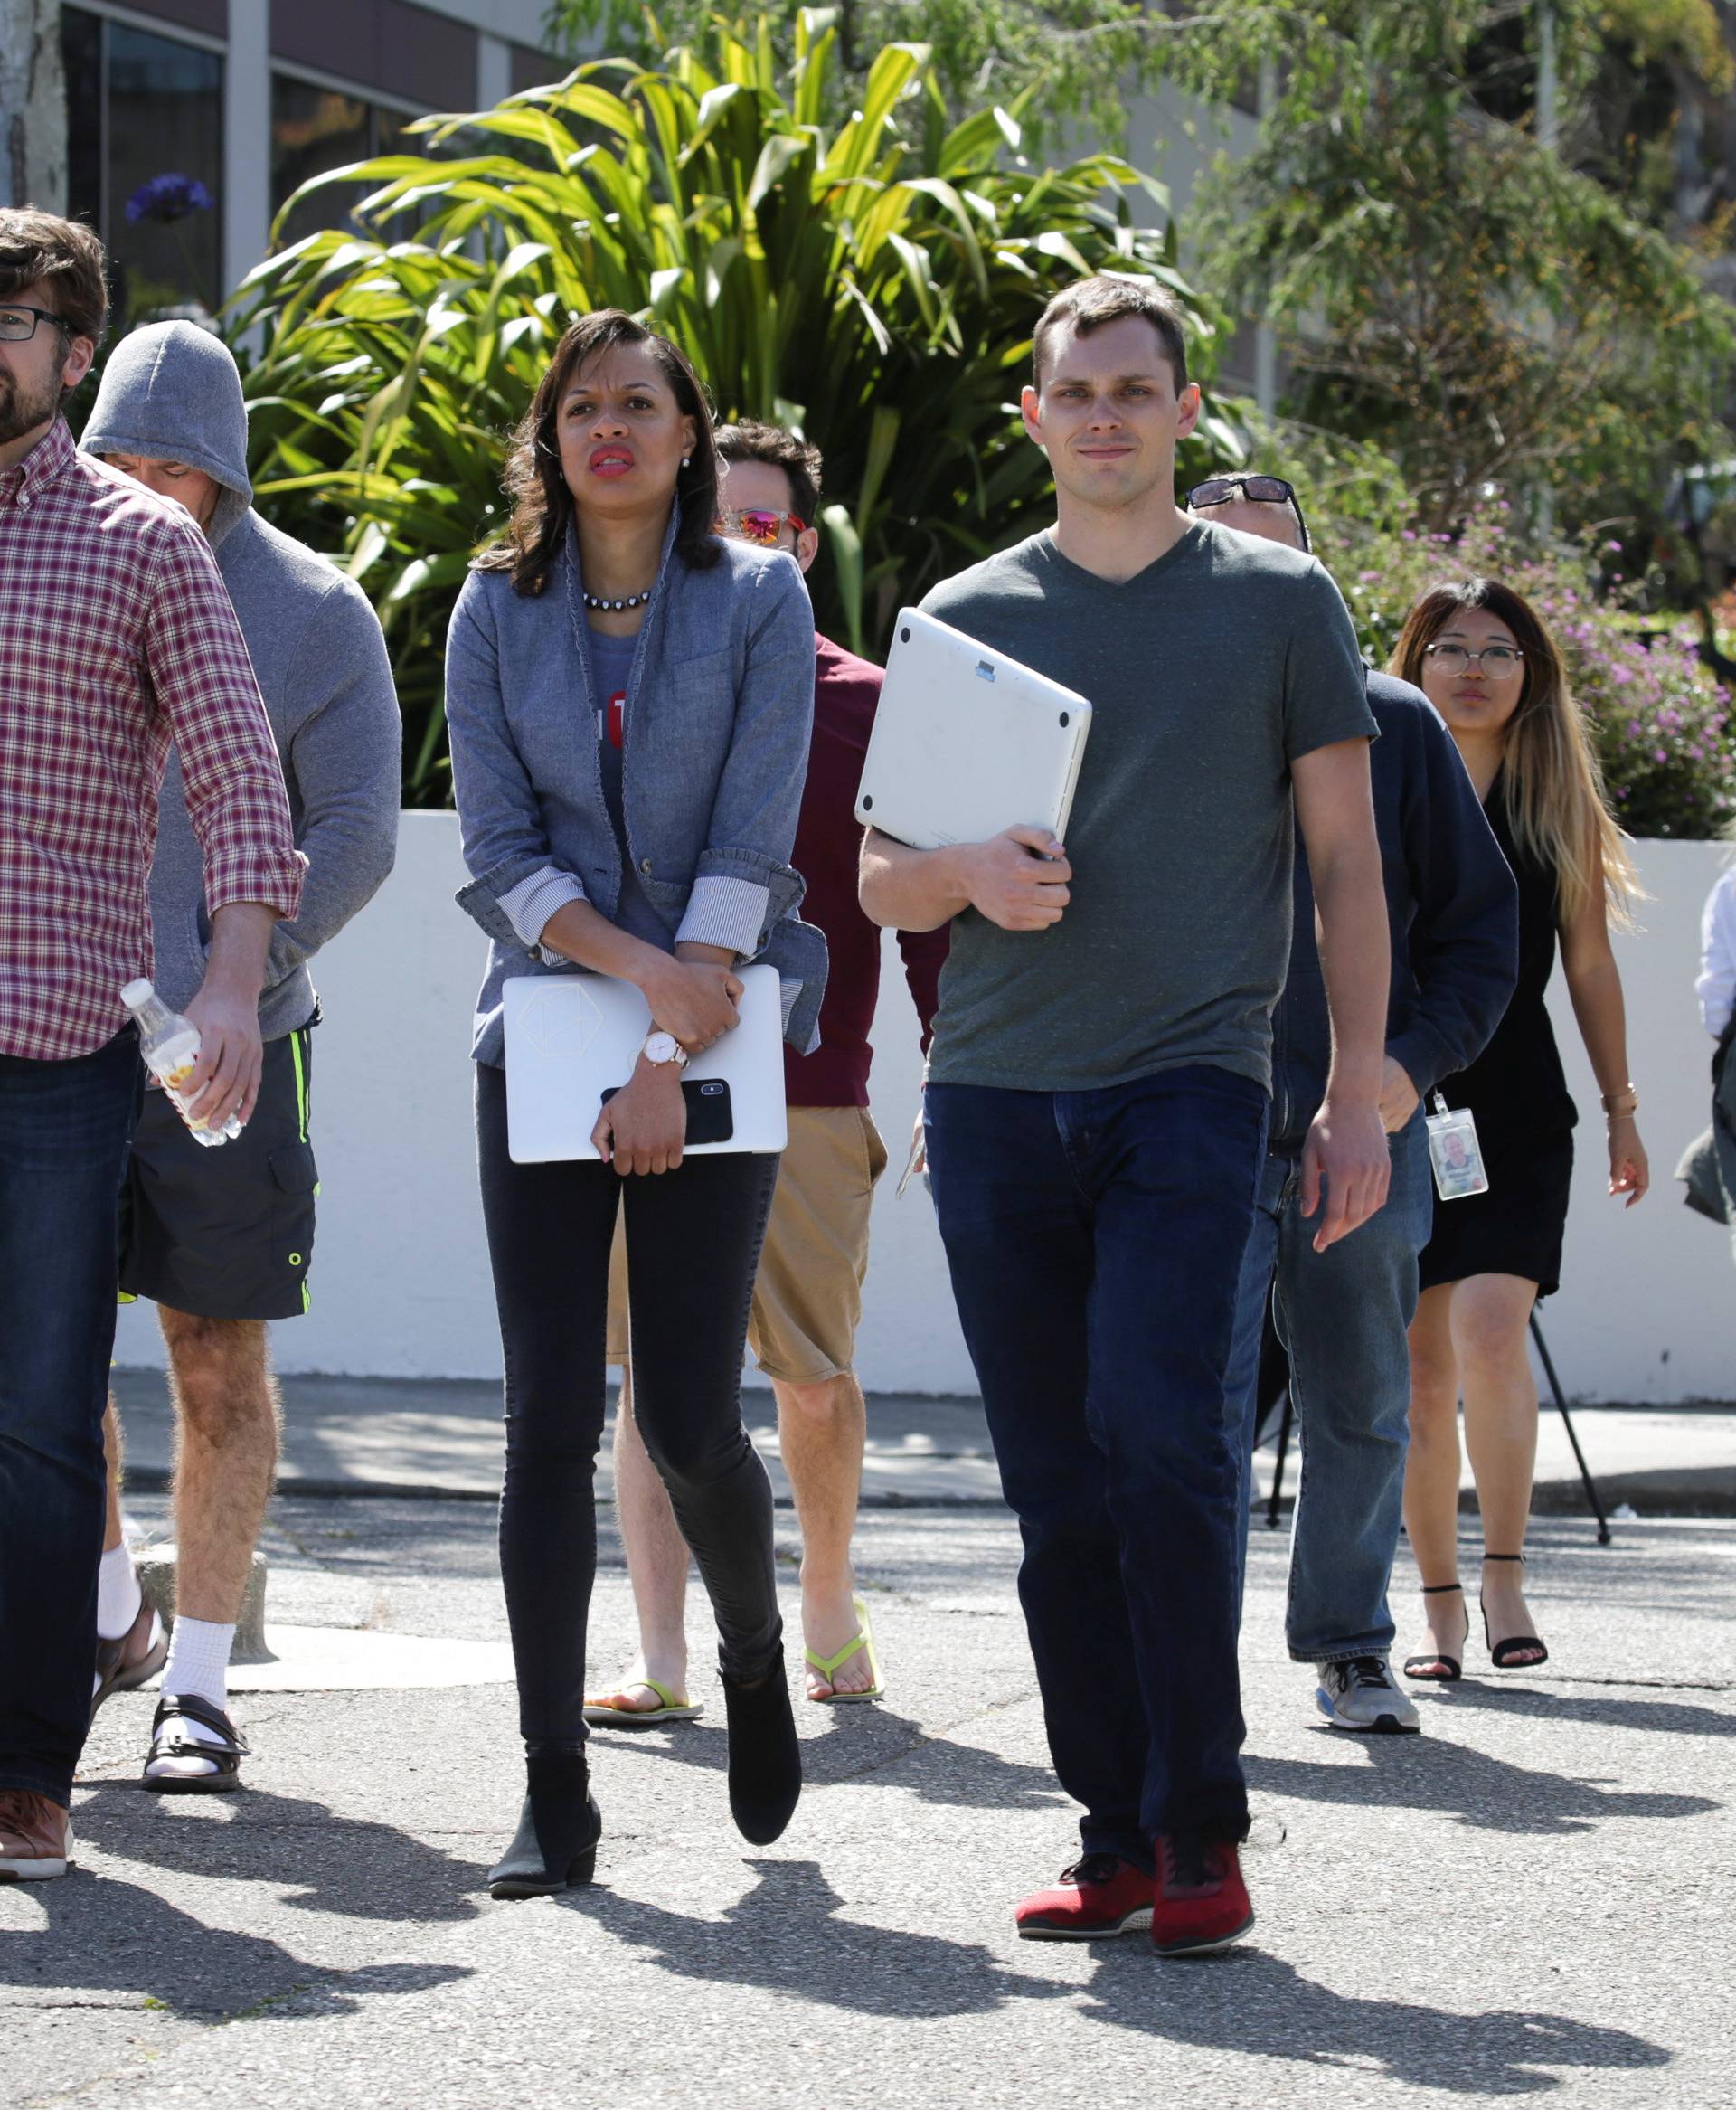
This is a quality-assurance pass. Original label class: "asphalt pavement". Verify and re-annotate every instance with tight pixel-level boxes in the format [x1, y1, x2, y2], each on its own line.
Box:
[5, 1474, 1734, 2107]
[108, 1367, 1736, 1514]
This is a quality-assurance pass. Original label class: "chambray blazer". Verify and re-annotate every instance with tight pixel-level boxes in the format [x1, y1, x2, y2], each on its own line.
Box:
[446, 508, 826, 1065]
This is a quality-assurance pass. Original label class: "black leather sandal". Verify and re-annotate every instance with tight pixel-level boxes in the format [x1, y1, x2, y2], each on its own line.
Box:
[1482, 1553, 1549, 1669]
[1401, 1582, 1465, 1682]
[141, 1693, 249, 1794]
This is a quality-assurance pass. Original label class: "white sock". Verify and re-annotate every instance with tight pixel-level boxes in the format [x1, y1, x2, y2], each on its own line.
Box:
[157, 1617, 235, 1751]
[97, 1544, 142, 1642]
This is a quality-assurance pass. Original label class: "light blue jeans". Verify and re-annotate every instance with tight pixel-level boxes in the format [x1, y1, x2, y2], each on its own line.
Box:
[1225, 1112, 1433, 1663]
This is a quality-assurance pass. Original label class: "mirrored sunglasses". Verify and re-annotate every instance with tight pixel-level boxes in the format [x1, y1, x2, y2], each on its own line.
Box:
[714, 506, 808, 547]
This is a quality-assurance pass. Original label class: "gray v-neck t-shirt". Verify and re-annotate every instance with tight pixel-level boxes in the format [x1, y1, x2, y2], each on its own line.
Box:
[919, 520, 1377, 1094]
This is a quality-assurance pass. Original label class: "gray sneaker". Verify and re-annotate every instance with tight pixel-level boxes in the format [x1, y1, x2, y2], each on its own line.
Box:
[1316, 1656, 1421, 1735]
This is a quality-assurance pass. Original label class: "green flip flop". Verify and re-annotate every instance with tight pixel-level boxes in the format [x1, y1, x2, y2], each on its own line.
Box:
[582, 1679, 703, 1728]
[805, 1596, 885, 1705]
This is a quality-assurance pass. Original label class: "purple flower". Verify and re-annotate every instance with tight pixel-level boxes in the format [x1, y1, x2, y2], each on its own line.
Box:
[125, 174, 213, 225]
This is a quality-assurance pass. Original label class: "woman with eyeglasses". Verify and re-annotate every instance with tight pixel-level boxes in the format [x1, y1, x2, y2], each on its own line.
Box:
[1390, 580, 1646, 1684]
[445, 310, 825, 1896]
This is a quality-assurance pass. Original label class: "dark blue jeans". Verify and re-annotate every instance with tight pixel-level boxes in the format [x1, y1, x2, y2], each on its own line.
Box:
[0, 1030, 141, 1806]
[925, 1066, 1269, 1858]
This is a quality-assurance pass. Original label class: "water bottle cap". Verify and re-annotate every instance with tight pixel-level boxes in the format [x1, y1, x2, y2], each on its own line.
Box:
[119, 979, 154, 1008]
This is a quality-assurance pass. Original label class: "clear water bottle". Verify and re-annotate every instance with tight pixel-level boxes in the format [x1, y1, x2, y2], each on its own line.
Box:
[119, 979, 241, 1147]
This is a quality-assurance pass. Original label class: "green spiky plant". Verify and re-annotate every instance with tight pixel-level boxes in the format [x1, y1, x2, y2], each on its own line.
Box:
[230, 10, 1241, 803]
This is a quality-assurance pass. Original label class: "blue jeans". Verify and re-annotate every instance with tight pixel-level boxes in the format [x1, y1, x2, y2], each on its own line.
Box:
[1225, 1112, 1433, 1662]
[925, 1066, 1269, 1858]
[0, 1031, 141, 1805]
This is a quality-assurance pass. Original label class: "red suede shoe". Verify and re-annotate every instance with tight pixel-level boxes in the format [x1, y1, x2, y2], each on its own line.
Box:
[1014, 1854, 1153, 1941]
[1149, 1832, 1254, 1956]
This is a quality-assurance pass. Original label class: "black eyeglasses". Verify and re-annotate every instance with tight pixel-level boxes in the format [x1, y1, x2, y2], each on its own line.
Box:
[1187, 474, 1311, 554]
[0, 304, 69, 345]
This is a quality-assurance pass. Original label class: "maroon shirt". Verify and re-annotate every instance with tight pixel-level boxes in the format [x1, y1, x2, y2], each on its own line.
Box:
[787, 635, 948, 1108]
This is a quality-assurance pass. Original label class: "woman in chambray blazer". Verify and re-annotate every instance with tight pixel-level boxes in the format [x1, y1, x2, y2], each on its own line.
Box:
[446, 311, 823, 1900]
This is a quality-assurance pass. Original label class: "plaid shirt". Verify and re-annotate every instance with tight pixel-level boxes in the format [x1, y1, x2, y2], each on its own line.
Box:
[0, 419, 305, 1061]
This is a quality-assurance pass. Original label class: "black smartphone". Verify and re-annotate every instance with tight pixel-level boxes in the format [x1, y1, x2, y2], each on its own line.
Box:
[600, 1076, 734, 1147]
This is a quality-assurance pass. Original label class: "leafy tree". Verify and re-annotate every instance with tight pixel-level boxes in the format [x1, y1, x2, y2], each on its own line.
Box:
[1155, 3, 1735, 538]
[233, 13, 1238, 803]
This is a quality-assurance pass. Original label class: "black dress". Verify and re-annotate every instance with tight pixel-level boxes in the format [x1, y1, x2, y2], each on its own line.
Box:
[1418, 771, 1577, 1299]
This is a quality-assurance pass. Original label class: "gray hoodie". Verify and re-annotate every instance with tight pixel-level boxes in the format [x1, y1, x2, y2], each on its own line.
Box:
[81, 323, 401, 1041]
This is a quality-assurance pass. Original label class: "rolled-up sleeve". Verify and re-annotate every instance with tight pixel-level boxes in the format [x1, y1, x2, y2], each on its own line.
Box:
[446, 574, 584, 948]
[145, 517, 304, 921]
[678, 553, 816, 953]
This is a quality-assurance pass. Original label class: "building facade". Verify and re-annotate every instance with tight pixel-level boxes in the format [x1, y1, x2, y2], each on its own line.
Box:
[63, 0, 561, 324]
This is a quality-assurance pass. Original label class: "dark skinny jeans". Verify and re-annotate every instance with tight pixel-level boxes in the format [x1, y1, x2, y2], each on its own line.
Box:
[476, 1063, 781, 1751]
[0, 1029, 141, 1807]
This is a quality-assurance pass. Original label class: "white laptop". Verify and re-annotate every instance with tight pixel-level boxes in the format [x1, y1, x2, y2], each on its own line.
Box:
[502, 964, 788, 1163]
[854, 607, 1092, 850]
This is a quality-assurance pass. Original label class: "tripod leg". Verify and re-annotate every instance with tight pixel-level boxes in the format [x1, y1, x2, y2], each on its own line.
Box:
[1266, 1391, 1292, 1531]
[1529, 1312, 1613, 1545]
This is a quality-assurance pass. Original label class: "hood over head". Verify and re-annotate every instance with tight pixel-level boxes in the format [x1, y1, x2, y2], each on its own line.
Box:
[80, 319, 252, 545]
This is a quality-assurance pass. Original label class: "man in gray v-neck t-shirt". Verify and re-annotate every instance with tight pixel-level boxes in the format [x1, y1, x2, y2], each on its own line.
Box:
[860, 275, 1389, 1956]
[922, 518, 1374, 1094]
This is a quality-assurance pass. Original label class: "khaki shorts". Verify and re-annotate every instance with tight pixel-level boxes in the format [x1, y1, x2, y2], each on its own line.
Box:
[607, 1105, 887, 1384]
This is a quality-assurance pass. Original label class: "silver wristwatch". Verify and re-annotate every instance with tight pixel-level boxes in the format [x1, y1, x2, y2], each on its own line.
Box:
[641, 1030, 689, 1070]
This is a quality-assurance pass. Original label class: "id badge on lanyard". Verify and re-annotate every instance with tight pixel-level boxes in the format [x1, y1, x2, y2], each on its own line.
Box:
[1427, 1093, 1489, 1201]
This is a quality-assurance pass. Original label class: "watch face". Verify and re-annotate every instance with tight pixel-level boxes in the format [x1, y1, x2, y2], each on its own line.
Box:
[646, 1032, 680, 1063]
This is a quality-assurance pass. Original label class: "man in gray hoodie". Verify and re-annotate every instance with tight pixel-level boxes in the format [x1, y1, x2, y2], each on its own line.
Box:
[80, 322, 401, 1789]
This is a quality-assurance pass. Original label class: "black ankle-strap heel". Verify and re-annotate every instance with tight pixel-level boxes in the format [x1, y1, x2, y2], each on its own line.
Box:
[1401, 1583, 1465, 1682]
[1481, 1553, 1549, 1670]
[488, 1752, 602, 1899]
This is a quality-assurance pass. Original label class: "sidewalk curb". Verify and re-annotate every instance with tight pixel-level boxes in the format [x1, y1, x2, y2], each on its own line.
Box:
[120, 1464, 1736, 1518]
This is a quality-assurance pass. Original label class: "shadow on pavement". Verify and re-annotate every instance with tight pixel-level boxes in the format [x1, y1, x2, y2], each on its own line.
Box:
[1245, 1735, 1719, 1836]
[0, 1873, 469, 2021]
[587, 1707, 1068, 1812]
[71, 1783, 486, 1924]
[1080, 1951, 1671, 2094]
[1420, 1683, 1736, 1739]
[569, 1858, 1072, 2018]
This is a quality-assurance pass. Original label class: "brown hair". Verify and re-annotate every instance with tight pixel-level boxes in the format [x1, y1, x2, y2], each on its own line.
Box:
[1391, 578, 1638, 927]
[714, 420, 823, 528]
[0, 208, 108, 350]
[477, 309, 720, 597]
[1032, 275, 1188, 396]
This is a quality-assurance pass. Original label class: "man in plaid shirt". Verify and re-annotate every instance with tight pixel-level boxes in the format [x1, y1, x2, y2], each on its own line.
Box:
[0, 211, 304, 1883]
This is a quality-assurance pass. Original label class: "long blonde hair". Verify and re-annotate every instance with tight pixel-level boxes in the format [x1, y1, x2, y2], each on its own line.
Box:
[1392, 578, 1638, 928]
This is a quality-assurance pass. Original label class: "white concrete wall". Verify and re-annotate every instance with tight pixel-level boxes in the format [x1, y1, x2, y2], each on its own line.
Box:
[113, 819, 1736, 1403]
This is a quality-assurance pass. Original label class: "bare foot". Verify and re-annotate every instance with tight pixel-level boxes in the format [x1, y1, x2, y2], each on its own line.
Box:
[1480, 1559, 1547, 1666]
[801, 1575, 877, 1700]
[1406, 1586, 1467, 1676]
[585, 1654, 691, 1716]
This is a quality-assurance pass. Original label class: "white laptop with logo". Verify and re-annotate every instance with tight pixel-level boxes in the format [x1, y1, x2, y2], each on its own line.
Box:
[854, 607, 1092, 850]
[502, 964, 787, 1163]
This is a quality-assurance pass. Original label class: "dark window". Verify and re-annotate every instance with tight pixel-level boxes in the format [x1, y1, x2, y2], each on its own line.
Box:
[61, 8, 223, 326]
[270, 76, 417, 249]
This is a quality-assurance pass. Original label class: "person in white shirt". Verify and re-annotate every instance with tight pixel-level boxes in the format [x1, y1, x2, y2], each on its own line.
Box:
[1695, 864, 1736, 1041]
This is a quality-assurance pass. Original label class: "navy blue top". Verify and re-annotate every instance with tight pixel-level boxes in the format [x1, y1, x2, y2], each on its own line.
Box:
[1269, 670, 1519, 1151]
[588, 623, 665, 951]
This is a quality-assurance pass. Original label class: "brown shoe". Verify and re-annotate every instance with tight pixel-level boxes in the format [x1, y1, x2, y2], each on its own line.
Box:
[90, 1596, 168, 1720]
[0, 1789, 71, 1881]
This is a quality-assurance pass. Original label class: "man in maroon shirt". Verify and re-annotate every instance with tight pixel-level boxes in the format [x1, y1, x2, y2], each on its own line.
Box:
[587, 422, 948, 1717]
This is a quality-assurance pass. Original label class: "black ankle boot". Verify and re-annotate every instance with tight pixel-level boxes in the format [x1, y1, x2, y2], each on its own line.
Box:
[721, 1647, 801, 1846]
[488, 1752, 602, 1899]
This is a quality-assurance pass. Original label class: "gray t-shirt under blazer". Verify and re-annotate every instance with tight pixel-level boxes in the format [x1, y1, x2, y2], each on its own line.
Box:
[920, 520, 1379, 1096]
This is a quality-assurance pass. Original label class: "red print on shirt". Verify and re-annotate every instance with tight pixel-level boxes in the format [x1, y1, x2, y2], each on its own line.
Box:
[607, 691, 626, 750]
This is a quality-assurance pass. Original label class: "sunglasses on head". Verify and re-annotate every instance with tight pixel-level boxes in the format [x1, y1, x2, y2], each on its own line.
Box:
[713, 505, 808, 547]
[1186, 475, 1311, 552]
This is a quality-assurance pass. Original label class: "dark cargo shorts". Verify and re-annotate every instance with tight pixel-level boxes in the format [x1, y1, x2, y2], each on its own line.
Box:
[118, 1024, 317, 1322]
